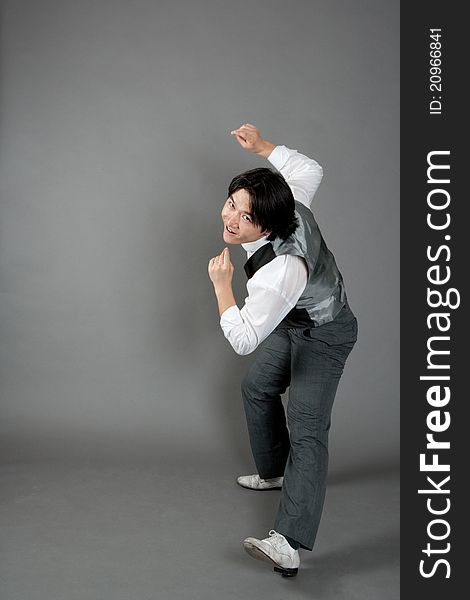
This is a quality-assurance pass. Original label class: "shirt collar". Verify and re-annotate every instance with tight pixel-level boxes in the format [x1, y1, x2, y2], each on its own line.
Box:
[242, 236, 270, 258]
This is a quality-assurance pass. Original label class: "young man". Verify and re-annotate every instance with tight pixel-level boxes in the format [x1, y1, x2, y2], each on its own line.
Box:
[208, 123, 358, 577]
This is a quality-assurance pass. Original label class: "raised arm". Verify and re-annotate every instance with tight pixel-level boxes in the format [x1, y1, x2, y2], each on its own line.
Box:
[231, 123, 323, 208]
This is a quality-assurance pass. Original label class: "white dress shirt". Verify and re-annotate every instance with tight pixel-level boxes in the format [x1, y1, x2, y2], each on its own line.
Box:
[220, 145, 323, 355]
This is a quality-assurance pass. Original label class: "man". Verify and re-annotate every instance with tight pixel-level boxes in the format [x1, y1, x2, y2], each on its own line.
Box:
[208, 123, 358, 577]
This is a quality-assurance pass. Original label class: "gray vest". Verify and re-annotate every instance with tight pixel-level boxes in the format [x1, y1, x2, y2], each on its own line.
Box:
[244, 201, 346, 327]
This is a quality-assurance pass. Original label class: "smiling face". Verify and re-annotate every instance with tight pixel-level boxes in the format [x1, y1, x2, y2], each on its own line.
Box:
[221, 188, 267, 244]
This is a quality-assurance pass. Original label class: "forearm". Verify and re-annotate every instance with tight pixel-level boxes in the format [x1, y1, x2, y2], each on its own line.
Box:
[253, 135, 323, 208]
[253, 137, 323, 191]
[267, 145, 323, 208]
[220, 255, 308, 356]
[255, 140, 276, 158]
[213, 283, 237, 317]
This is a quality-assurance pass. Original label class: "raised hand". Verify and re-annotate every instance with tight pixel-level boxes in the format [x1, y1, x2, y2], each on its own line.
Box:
[230, 123, 276, 157]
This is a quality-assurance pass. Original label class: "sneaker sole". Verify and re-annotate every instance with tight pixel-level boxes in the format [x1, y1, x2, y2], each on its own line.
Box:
[237, 482, 283, 491]
[243, 541, 298, 577]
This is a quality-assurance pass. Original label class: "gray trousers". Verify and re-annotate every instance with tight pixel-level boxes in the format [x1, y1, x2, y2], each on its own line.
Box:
[241, 304, 358, 551]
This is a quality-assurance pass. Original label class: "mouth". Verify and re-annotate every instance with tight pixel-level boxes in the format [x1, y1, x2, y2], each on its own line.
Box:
[225, 225, 238, 236]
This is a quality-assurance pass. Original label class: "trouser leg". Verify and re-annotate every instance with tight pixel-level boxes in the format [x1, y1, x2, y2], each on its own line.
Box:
[241, 329, 292, 480]
[274, 308, 358, 550]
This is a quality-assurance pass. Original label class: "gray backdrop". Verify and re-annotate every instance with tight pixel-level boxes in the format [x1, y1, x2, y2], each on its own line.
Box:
[0, 0, 399, 472]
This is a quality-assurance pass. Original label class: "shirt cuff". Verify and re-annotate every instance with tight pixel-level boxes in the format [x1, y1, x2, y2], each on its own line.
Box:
[267, 145, 290, 171]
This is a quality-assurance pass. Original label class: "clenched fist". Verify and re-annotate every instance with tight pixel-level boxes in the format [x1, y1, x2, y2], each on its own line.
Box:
[208, 247, 234, 288]
[230, 123, 276, 157]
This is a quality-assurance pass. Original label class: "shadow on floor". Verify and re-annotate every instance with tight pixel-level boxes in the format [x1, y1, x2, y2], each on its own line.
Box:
[224, 528, 399, 599]
[328, 460, 399, 486]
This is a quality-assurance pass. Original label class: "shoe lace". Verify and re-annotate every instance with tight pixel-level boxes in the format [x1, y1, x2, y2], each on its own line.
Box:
[268, 530, 296, 554]
[268, 529, 283, 541]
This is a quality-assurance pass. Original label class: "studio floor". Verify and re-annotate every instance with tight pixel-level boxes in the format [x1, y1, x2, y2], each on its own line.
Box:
[1, 456, 399, 600]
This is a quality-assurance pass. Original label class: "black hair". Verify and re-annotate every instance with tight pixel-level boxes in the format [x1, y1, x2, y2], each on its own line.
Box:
[227, 167, 298, 241]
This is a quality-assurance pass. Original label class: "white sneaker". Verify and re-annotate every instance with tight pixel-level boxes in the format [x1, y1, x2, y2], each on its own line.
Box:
[236, 474, 283, 490]
[243, 530, 300, 577]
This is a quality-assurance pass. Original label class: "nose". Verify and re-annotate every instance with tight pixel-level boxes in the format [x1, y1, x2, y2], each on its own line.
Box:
[227, 214, 239, 229]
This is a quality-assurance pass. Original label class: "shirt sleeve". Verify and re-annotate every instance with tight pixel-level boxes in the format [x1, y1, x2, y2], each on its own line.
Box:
[219, 255, 308, 355]
[267, 145, 323, 209]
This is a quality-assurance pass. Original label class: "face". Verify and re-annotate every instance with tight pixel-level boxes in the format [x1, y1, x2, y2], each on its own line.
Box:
[221, 189, 267, 244]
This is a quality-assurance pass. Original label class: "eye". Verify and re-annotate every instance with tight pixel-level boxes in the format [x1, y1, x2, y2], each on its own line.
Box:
[242, 215, 252, 222]
[228, 199, 235, 208]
